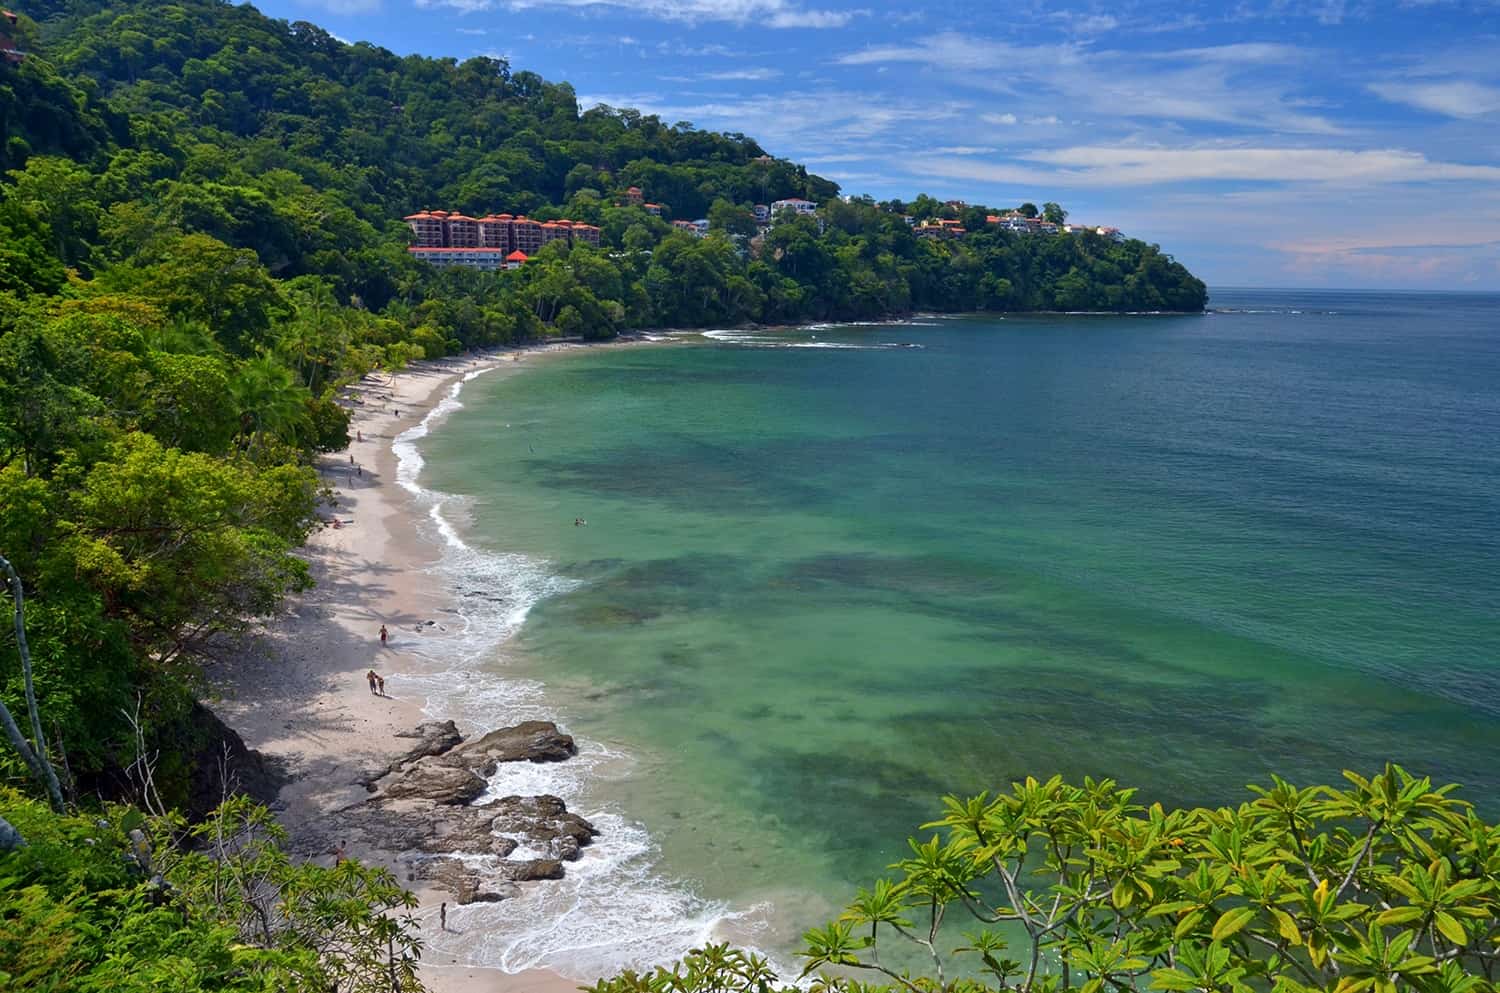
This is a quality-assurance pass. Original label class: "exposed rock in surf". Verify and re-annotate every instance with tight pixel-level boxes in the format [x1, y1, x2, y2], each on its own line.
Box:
[437, 720, 577, 774]
[486, 794, 597, 861]
[496, 858, 564, 881]
[325, 721, 597, 904]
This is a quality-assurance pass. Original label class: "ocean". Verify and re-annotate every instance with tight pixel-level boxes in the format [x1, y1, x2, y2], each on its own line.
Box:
[395, 288, 1500, 978]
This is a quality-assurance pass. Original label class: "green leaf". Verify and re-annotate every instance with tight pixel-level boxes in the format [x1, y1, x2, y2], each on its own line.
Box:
[1150, 968, 1199, 991]
[1375, 907, 1424, 927]
[1174, 909, 1205, 940]
[1434, 911, 1467, 946]
[1211, 906, 1257, 942]
[1271, 908, 1302, 945]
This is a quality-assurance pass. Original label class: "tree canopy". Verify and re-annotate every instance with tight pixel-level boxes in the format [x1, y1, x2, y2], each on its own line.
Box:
[592, 766, 1500, 993]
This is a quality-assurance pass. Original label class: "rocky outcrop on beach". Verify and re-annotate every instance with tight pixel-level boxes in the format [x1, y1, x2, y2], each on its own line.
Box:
[439, 720, 578, 772]
[325, 720, 596, 904]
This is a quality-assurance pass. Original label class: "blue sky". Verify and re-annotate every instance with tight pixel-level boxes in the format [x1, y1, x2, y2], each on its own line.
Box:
[258, 0, 1500, 289]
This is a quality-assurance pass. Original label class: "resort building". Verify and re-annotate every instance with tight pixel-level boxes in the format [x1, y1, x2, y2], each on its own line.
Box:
[569, 222, 602, 246]
[407, 247, 507, 271]
[504, 251, 528, 270]
[623, 186, 644, 206]
[770, 198, 817, 218]
[643, 202, 664, 217]
[445, 214, 479, 247]
[1, 9, 24, 64]
[478, 214, 512, 248]
[692, 219, 711, 237]
[916, 219, 966, 239]
[752, 204, 770, 224]
[671, 219, 699, 236]
[510, 216, 544, 254]
[405, 209, 603, 268]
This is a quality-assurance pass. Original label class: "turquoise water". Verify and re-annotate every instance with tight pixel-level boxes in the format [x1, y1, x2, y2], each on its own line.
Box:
[416, 290, 1500, 969]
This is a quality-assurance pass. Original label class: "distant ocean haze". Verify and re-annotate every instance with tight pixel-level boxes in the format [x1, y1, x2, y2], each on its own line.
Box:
[412, 289, 1500, 973]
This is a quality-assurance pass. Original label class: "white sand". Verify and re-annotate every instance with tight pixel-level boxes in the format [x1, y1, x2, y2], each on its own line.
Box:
[210, 345, 641, 993]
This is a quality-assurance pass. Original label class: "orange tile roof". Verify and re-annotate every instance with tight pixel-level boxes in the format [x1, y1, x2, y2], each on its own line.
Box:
[506, 251, 529, 261]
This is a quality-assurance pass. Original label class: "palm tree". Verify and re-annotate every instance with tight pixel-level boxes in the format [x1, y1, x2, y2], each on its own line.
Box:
[230, 355, 309, 446]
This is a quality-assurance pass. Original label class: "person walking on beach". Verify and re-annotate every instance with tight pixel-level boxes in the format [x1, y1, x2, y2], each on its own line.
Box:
[439, 902, 448, 932]
[376, 673, 386, 695]
[379, 624, 388, 646]
[333, 839, 347, 865]
[366, 670, 378, 694]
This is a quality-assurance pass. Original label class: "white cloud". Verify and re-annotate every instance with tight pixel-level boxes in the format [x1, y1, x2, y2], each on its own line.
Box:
[835, 32, 1341, 133]
[982, 112, 1018, 125]
[1155, 42, 1308, 64]
[908, 144, 1500, 187]
[703, 68, 782, 80]
[1368, 79, 1500, 118]
[416, 0, 854, 27]
[1049, 11, 1119, 35]
[578, 88, 962, 147]
[456, 26, 488, 34]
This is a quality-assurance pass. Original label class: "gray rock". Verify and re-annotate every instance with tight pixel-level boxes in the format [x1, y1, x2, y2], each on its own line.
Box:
[360, 720, 463, 788]
[496, 858, 565, 881]
[470, 883, 520, 903]
[417, 858, 482, 904]
[488, 794, 598, 859]
[378, 762, 487, 805]
[440, 721, 577, 776]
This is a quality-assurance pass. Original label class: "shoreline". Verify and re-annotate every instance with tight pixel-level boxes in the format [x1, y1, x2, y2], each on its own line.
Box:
[209, 339, 650, 993]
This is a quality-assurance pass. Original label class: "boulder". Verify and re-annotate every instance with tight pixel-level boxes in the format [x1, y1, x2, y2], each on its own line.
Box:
[496, 858, 565, 881]
[415, 810, 518, 858]
[418, 858, 482, 904]
[470, 883, 520, 903]
[378, 761, 487, 805]
[393, 720, 463, 763]
[440, 721, 576, 776]
[360, 720, 463, 788]
[487, 794, 598, 859]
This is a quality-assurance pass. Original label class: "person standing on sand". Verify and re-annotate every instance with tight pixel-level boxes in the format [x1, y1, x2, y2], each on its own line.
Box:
[440, 902, 448, 932]
[379, 624, 388, 646]
[333, 840, 347, 865]
[376, 673, 386, 695]
[366, 670, 378, 694]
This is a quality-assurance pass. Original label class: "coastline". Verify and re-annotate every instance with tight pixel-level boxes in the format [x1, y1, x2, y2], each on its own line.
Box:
[208, 340, 647, 993]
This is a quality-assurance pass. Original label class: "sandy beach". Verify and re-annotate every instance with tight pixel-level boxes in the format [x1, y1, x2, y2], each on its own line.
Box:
[208, 344, 628, 993]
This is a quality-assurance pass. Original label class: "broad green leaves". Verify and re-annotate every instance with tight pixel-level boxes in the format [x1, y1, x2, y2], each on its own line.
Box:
[791, 765, 1499, 993]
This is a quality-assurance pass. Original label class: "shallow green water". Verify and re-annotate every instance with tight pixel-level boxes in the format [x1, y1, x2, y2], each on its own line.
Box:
[416, 290, 1500, 968]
